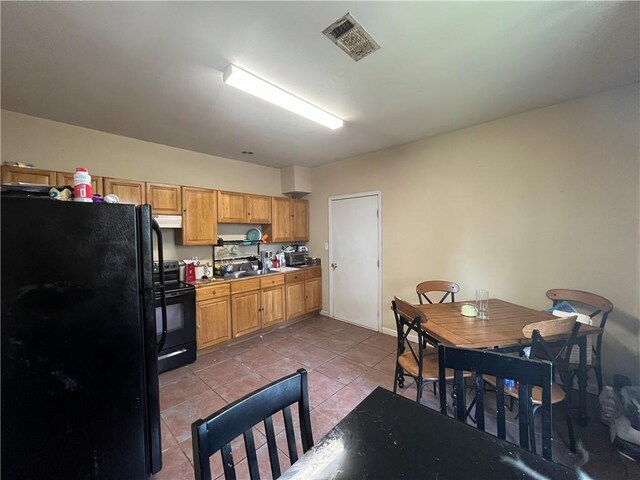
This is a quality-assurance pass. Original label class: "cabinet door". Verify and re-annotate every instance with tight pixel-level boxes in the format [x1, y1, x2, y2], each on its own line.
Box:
[247, 195, 272, 224]
[103, 177, 146, 205]
[218, 191, 247, 223]
[197, 297, 231, 349]
[286, 281, 306, 320]
[57, 172, 103, 196]
[232, 290, 261, 338]
[182, 187, 217, 245]
[261, 285, 285, 328]
[271, 197, 292, 242]
[292, 199, 309, 241]
[2, 166, 56, 185]
[305, 278, 322, 313]
[146, 183, 182, 215]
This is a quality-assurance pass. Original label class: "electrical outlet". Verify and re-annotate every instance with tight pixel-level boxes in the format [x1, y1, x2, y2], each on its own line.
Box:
[324, 242, 329, 250]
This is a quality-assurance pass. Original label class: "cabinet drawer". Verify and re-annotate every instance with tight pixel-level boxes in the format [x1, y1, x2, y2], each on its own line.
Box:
[305, 267, 322, 280]
[285, 271, 305, 283]
[231, 278, 260, 294]
[260, 274, 284, 289]
[196, 283, 230, 301]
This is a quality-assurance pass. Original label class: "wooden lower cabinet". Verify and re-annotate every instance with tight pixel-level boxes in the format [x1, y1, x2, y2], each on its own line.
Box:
[305, 277, 322, 313]
[261, 285, 286, 328]
[286, 281, 306, 320]
[196, 296, 231, 349]
[232, 290, 261, 338]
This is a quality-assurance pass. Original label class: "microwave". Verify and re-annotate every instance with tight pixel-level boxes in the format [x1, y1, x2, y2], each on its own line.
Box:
[285, 251, 308, 266]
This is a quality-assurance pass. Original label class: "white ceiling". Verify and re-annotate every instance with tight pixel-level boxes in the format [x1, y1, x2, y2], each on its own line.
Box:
[2, 2, 638, 168]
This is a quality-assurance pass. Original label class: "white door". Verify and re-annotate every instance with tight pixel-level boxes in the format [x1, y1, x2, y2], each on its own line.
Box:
[329, 192, 381, 330]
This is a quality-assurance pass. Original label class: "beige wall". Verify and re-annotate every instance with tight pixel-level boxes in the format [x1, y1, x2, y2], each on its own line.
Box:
[1, 110, 285, 261]
[308, 84, 640, 384]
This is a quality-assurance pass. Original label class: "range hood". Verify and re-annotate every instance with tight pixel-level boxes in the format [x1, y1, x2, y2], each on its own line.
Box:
[153, 215, 182, 229]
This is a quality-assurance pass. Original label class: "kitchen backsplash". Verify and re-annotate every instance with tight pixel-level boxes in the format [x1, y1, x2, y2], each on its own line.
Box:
[153, 225, 306, 266]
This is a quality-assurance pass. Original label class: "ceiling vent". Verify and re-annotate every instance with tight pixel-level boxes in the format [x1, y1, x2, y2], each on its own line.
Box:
[322, 13, 380, 62]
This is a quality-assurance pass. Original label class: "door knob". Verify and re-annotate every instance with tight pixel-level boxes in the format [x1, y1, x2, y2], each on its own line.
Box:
[331, 262, 338, 269]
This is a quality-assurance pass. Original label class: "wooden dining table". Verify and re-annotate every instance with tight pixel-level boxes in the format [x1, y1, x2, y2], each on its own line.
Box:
[280, 387, 578, 479]
[414, 298, 603, 424]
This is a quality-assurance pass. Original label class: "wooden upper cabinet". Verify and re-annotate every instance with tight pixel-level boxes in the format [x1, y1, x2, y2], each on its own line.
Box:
[103, 177, 146, 205]
[271, 197, 292, 242]
[181, 187, 217, 245]
[146, 183, 181, 215]
[292, 199, 309, 242]
[246, 195, 272, 224]
[2, 166, 56, 185]
[217, 191, 247, 223]
[57, 172, 103, 196]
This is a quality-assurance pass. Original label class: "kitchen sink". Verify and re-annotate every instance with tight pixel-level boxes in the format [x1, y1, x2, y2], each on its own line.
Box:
[223, 270, 264, 279]
[223, 271, 246, 279]
[241, 270, 264, 276]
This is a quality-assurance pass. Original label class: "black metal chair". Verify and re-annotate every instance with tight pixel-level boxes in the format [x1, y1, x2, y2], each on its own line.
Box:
[191, 369, 313, 480]
[416, 280, 460, 304]
[438, 345, 555, 460]
[527, 317, 582, 453]
[392, 297, 461, 403]
[547, 288, 613, 393]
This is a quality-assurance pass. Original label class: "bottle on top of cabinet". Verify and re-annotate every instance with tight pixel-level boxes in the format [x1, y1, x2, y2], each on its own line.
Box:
[73, 167, 92, 202]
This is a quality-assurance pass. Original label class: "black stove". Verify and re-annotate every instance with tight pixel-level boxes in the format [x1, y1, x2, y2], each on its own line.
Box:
[153, 260, 194, 295]
[153, 260, 196, 373]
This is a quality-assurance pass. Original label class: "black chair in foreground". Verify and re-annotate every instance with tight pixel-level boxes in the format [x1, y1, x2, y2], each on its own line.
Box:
[438, 345, 555, 460]
[192, 369, 313, 480]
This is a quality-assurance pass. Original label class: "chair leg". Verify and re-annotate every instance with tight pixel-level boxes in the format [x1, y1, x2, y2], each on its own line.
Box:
[565, 400, 576, 453]
[396, 366, 405, 389]
[393, 365, 399, 393]
[594, 363, 603, 394]
[416, 379, 423, 404]
[530, 404, 539, 455]
[433, 382, 437, 395]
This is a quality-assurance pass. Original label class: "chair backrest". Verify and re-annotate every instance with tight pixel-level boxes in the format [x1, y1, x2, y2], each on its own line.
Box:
[546, 289, 612, 358]
[438, 345, 554, 460]
[523, 316, 581, 389]
[392, 297, 428, 376]
[416, 280, 460, 304]
[192, 369, 313, 480]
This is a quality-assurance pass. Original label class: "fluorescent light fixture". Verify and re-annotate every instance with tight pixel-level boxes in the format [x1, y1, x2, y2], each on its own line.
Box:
[223, 64, 343, 130]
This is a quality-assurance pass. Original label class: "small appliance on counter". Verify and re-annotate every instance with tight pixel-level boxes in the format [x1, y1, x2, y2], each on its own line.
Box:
[284, 250, 308, 267]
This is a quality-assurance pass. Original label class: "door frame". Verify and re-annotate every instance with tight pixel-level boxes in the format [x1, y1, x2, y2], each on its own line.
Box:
[328, 190, 382, 332]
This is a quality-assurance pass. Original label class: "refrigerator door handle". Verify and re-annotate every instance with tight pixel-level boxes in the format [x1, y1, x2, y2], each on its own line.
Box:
[152, 220, 168, 353]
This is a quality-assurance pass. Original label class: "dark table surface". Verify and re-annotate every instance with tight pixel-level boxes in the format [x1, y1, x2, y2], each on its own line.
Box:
[280, 387, 578, 479]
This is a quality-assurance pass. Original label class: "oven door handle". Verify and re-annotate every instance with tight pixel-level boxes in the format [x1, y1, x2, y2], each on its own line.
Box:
[152, 219, 168, 353]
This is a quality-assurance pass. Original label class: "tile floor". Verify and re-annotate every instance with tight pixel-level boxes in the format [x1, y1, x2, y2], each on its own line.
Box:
[153, 314, 639, 480]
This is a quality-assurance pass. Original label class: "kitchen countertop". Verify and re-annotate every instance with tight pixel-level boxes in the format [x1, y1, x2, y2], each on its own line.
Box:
[187, 266, 319, 287]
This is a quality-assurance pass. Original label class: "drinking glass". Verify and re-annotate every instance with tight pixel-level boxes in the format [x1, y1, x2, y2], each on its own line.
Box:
[476, 289, 489, 320]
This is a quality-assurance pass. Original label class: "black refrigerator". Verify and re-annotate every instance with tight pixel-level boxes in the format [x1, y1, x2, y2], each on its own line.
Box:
[1, 195, 163, 479]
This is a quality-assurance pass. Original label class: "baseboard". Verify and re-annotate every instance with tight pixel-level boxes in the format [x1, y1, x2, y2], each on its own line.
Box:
[383, 326, 419, 343]
[320, 310, 330, 317]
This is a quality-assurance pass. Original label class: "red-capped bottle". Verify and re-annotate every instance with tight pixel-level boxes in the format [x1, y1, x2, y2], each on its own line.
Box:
[73, 167, 93, 202]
